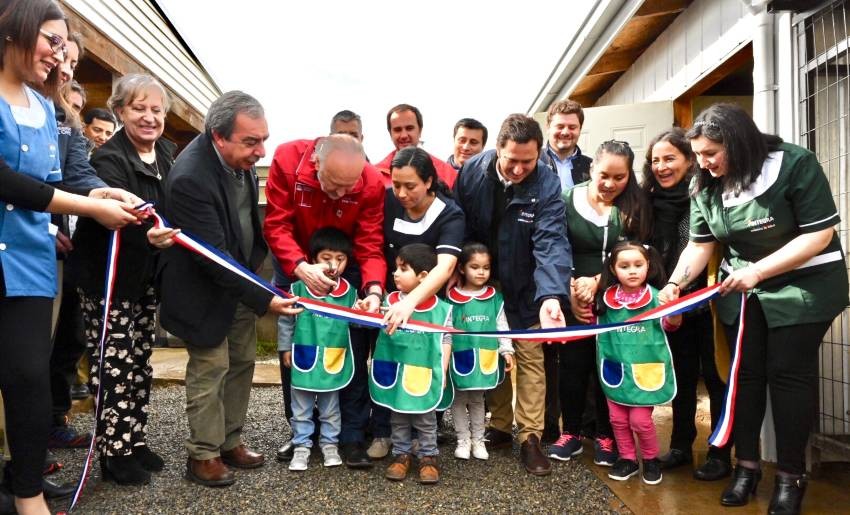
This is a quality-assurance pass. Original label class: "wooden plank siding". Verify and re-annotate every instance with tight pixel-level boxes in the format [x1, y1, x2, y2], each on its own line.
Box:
[61, 0, 220, 134]
[596, 0, 753, 109]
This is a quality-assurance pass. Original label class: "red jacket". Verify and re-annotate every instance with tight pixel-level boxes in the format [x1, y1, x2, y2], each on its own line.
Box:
[263, 138, 387, 291]
[375, 149, 458, 189]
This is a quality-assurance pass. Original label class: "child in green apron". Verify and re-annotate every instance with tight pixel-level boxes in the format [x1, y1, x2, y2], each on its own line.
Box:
[593, 241, 681, 485]
[282, 228, 357, 471]
[447, 243, 514, 461]
[370, 244, 452, 485]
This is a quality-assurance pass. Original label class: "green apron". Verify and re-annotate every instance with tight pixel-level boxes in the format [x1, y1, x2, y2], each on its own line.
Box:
[596, 285, 676, 406]
[290, 279, 356, 392]
[370, 292, 451, 414]
[447, 286, 505, 391]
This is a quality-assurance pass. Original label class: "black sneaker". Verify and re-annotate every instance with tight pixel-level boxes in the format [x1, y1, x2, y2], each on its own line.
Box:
[608, 458, 639, 481]
[642, 458, 663, 485]
[276, 439, 294, 462]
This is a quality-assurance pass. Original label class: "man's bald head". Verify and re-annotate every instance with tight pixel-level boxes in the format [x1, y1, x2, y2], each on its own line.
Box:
[314, 134, 367, 199]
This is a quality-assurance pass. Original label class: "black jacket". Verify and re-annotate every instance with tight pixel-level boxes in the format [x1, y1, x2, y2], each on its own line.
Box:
[71, 128, 175, 300]
[158, 132, 272, 348]
[542, 142, 591, 186]
[454, 150, 572, 329]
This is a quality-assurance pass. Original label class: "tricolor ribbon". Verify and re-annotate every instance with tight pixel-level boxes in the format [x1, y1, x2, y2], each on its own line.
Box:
[64, 203, 737, 512]
[708, 292, 747, 448]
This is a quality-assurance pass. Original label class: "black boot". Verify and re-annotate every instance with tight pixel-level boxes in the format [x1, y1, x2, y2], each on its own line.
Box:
[768, 474, 807, 515]
[100, 455, 151, 485]
[720, 465, 761, 506]
[694, 457, 731, 481]
[133, 446, 165, 472]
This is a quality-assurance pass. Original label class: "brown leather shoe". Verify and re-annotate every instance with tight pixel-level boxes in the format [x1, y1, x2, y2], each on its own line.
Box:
[520, 435, 552, 476]
[484, 428, 514, 449]
[221, 444, 265, 469]
[385, 453, 412, 481]
[418, 456, 440, 485]
[185, 457, 235, 487]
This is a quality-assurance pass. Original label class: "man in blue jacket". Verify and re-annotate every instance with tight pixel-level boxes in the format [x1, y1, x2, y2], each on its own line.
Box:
[453, 114, 571, 476]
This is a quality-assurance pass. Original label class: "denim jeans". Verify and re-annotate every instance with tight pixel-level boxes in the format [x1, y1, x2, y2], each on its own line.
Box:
[390, 410, 438, 457]
[290, 387, 340, 448]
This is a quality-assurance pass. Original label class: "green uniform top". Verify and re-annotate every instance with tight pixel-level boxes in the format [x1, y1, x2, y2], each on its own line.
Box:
[290, 278, 357, 392]
[369, 292, 452, 414]
[689, 142, 848, 327]
[596, 285, 676, 407]
[564, 182, 626, 278]
[446, 285, 506, 391]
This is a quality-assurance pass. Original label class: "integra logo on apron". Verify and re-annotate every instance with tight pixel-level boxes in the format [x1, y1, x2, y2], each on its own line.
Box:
[746, 215, 775, 232]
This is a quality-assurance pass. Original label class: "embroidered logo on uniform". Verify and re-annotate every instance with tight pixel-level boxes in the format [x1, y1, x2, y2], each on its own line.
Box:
[295, 183, 314, 208]
[462, 315, 490, 323]
[517, 210, 535, 224]
[747, 216, 775, 232]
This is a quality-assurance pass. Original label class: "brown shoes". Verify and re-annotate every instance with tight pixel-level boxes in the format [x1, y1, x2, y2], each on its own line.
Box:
[185, 457, 235, 487]
[418, 456, 440, 485]
[520, 434, 552, 476]
[221, 444, 265, 469]
[385, 453, 412, 481]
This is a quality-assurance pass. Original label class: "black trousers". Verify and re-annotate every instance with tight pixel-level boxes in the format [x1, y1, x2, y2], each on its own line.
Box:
[668, 309, 727, 457]
[0, 296, 53, 498]
[543, 344, 560, 436]
[558, 336, 612, 438]
[49, 283, 87, 424]
[723, 295, 830, 475]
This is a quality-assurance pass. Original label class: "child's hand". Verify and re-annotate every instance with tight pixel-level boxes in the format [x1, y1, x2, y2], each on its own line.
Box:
[503, 354, 514, 373]
[282, 351, 292, 368]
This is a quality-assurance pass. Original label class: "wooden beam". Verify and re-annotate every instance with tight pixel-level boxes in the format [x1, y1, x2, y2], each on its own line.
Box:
[587, 49, 644, 77]
[674, 43, 753, 127]
[635, 0, 692, 18]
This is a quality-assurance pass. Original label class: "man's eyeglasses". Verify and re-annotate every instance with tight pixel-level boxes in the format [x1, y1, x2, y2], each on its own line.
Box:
[39, 29, 67, 59]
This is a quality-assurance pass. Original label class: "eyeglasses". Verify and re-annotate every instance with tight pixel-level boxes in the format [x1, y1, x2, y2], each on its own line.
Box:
[39, 29, 67, 59]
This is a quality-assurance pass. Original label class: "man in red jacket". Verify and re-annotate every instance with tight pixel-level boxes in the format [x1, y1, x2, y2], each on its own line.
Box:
[374, 103, 457, 188]
[264, 133, 385, 468]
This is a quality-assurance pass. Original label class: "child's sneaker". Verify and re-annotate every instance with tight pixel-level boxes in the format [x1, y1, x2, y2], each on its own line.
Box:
[471, 439, 489, 460]
[367, 437, 391, 459]
[288, 446, 310, 471]
[593, 436, 618, 466]
[454, 439, 471, 460]
[321, 444, 342, 467]
[642, 458, 663, 485]
[608, 458, 640, 481]
[548, 432, 583, 461]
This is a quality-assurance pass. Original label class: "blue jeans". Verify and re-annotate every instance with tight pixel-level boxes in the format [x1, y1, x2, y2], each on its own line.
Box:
[391, 411, 438, 457]
[290, 387, 340, 448]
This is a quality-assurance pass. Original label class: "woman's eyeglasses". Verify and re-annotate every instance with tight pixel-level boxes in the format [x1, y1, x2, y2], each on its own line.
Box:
[39, 29, 67, 59]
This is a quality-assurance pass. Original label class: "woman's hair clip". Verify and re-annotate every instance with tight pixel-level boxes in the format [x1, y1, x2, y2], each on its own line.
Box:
[642, 244, 650, 250]
[693, 120, 720, 130]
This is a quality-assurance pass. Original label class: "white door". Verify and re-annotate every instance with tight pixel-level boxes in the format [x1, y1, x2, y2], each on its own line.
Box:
[535, 100, 674, 179]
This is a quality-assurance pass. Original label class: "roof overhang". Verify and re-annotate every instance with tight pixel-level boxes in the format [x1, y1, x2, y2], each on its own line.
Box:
[528, 0, 694, 114]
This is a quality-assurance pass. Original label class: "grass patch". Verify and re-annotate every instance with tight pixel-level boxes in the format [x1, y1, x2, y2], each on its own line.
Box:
[256, 339, 278, 360]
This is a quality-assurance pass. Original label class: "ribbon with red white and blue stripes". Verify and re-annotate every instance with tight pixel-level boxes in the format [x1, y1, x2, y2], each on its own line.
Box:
[64, 226, 121, 513]
[708, 292, 747, 448]
[64, 203, 736, 512]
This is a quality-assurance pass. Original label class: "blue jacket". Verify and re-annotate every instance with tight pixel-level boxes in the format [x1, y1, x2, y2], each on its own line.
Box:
[56, 105, 105, 194]
[454, 149, 572, 329]
[0, 87, 61, 297]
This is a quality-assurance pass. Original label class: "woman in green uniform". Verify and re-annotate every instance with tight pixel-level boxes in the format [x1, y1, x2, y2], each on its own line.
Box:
[660, 103, 848, 514]
[548, 140, 651, 464]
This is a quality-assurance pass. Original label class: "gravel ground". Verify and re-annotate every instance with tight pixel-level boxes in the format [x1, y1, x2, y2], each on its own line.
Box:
[49, 385, 629, 514]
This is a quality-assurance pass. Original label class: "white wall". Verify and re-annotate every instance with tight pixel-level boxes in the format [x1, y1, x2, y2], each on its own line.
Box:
[596, 0, 753, 106]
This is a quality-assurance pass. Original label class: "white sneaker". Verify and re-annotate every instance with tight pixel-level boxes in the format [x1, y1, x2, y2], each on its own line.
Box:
[288, 446, 310, 471]
[321, 444, 342, 467]
[454, 439, 471, 460]
[471, 439, 489, 460]
[367, 437, 391, 459]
